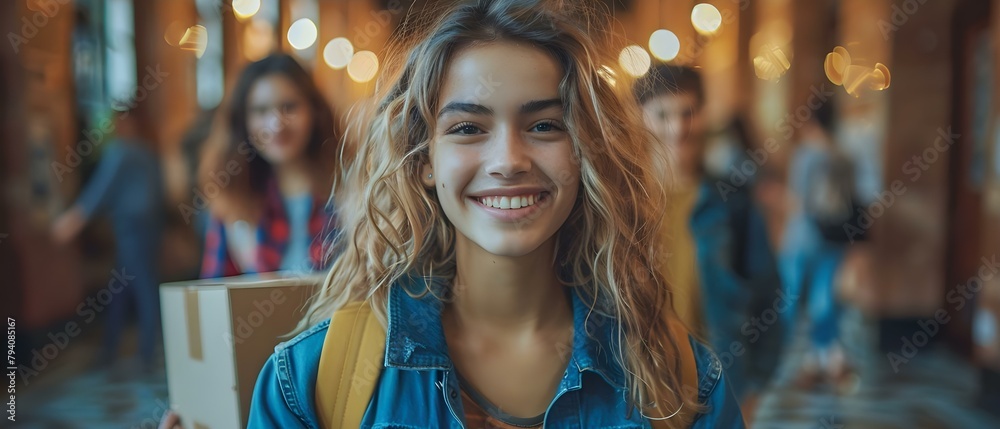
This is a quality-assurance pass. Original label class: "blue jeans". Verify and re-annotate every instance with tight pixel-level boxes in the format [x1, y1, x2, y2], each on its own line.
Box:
[102, 235, 161, 365]
[779, 215, 845, 350]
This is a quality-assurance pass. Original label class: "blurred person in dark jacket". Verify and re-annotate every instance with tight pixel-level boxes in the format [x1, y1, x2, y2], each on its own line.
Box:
[51, 109, 165, 371]
[634, 65, 783, 408]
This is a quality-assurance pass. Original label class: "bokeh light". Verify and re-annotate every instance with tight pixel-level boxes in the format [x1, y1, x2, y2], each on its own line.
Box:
[618, 45, 651, 78]
[179, 25, 207, 58]
[347, 51, 379, 83]
[691, 3, 723, 35]
[824, 46, 891, 97]
[232, 0, 261, 21]
[649, 29, 681, 62]
[164, 21, 187, 47]
[824, 46, 851, 86]
[287, 18, 317, 50]
[753, 45, 791, 82]
[323, 38, 354, 69]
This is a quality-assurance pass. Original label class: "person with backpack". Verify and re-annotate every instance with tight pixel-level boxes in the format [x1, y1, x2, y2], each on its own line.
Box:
[634, 64, 783, 412]
[781, 108, 864, 390]
[240, 1, 744, 427]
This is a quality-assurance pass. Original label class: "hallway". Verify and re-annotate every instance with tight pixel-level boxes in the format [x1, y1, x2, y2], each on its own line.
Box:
[754, 309, 999, 428]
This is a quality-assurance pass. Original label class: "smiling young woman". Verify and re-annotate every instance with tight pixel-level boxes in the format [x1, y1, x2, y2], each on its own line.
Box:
[247, 1, 744, 428]
[197, 54, 341, 278]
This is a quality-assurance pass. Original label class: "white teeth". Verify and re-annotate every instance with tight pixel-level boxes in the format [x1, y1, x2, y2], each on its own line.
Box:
[477, 193, 543, 210]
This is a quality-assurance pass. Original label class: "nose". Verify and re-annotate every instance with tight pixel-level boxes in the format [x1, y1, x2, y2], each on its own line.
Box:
[484, 128, 531, 179]
[264, 108, 286, 133]
[666, 115, 690, 144]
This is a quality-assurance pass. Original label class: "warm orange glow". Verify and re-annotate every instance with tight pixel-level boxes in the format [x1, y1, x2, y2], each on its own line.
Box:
[824, 46, 851, 86]
[753, 45, 790, 82]
[179, 25, 208, 58]
[164, 21, 187, 47]
[244, 19, 274, 61]
[597, 65, 618, 87]
[825, 46, 890, 97]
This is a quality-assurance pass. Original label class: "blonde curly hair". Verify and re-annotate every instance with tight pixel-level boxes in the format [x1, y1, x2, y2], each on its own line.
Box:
[299, 0, 699, 423]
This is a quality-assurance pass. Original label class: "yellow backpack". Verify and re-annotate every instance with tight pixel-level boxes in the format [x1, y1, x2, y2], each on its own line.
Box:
[314, 300, 698, 428]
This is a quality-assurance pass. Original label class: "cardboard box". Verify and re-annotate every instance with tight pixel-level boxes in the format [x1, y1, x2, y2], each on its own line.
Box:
[160, 273, 321, 429]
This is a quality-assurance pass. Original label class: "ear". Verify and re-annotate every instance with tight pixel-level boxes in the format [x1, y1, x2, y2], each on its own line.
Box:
[421, 163, 435, 188]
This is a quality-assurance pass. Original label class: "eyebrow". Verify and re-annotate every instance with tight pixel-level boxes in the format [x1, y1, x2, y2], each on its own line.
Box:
[520, 98, 562, 114]
[436, 98, 563, 119]
[437, 102, 492, 118]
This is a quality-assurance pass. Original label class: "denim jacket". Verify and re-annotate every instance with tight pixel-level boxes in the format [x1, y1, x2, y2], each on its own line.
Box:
[691, 179, 783, 398]
[248, 282, 745, 428]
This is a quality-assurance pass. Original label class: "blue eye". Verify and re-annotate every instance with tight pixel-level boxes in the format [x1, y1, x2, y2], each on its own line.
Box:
[532, 121, 563, 132]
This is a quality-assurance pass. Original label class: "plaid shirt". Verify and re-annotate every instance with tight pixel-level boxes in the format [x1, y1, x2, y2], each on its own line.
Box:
[199, 178, 336, 278]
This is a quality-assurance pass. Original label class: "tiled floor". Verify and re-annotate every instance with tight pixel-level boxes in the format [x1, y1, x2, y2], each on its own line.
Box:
[14, 311, 999, 428]
[753, 309, 1000, 429]
[16, 328, 170, 429]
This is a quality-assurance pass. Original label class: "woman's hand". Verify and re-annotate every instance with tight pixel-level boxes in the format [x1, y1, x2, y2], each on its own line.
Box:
[157, 410, 182, 429]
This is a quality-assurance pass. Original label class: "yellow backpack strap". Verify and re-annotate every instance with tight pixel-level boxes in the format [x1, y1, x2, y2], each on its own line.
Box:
[315, 300, 386, 429]
[650, 317, 699, 428]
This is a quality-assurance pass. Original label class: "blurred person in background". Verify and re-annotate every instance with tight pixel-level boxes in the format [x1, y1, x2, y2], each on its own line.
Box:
[50, 109, 165, 372]
[780, 104, 866, 391]
[634, 64, 783, 409]
[198, 53, 341, 278]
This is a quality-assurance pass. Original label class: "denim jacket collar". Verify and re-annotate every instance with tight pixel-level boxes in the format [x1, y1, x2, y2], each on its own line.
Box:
[384, 276, 628, 392]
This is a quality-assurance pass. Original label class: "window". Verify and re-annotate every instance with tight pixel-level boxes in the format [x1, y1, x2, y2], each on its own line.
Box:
[104, 0, 137, 109]
[196, 0, 224, 109]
